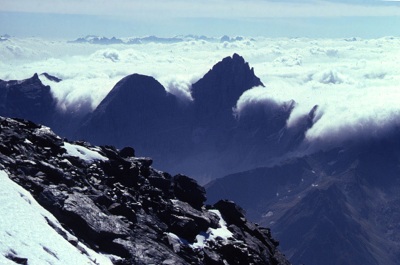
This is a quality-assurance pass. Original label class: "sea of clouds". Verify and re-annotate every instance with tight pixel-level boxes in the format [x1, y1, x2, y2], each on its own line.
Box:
[1, 36, 400, 148]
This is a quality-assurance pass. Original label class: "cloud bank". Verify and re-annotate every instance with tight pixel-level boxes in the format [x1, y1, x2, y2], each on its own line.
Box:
[1, 36, 400, 148]
[2, 0, 400, 18]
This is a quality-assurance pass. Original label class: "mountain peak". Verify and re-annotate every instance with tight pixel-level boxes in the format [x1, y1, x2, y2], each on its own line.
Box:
[32, 72, 39, 79]
[113, 73, 165, 95]
[21, 73, 41, 85]
[78, 73, 182, 147]
[231, 52, 245, 62]
[191, 54, 264, 123]
[95, 73, 168, 113]
[0, 73, 56, 126]
[192, 53, 263, 104]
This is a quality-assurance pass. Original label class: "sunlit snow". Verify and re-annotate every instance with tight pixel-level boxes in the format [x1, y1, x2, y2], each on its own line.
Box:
[167, 209, 233, 250]
[63, 142, 108, 162]
[0, 170, 113, 265]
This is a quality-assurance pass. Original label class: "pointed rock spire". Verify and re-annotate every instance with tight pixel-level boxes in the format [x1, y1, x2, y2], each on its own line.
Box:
[192, 53, 263, 108]
[191, 54, 263, 124]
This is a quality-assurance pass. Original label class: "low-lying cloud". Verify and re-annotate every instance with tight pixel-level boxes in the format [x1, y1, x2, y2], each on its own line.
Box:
[2, 36, 400, 150]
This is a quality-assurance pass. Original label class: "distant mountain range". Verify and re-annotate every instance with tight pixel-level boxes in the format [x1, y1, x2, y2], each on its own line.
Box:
[68, 35, 250, 45]
[1, 53, 400, 265]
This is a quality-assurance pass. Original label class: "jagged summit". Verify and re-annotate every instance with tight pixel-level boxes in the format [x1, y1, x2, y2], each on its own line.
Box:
[1, 73, 41, 86]
[0, 73, 56, 126]
[0, 116, 290, 265]
[191, 54, 264, 121]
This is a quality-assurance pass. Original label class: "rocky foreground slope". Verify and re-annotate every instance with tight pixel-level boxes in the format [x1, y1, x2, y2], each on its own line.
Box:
[0, 116, 290, 265]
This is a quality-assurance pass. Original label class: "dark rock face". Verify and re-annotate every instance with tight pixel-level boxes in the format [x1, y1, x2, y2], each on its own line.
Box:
[206, 137, 400, 265]
[191, 53, 264, 126]
[0, 116, 290, 265]
[78, 74, 189, 159]
[119, 147, 135, 158]
[5, 253, 28, 265]
[172, 174, 206, 210]
[0, 73, 57, 126]
[275, 184, 378, 265]
[214, 200, 246, 226]
[40, 72, 62, 83]
[206, 158, 315, 221]
[0, 73, 88, 138]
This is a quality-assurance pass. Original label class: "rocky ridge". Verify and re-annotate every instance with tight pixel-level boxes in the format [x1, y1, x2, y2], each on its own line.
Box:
[0, 73, 57, 126]
[0, 116, 290, 265]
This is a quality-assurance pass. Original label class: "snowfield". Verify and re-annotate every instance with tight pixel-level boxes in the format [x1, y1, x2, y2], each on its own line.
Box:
[0, 170, 114, 265]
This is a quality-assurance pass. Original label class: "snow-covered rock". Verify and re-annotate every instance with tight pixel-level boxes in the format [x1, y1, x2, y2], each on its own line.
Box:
[0, 170, 113, 265]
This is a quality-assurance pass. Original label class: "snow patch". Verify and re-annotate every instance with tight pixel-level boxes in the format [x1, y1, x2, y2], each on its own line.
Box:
[24, 139, 33, 144]
[167, 209, 233, 250]
[206, 209, 234, 242]
[0, 170, 113, 265]
[63, 142, 108, 162]
[34, 126, 61, 139]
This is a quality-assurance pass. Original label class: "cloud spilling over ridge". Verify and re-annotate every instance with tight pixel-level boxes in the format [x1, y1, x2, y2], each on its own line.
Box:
[2, 36, 400, 147]
[235, 86, 290, 118]
[232, 37, 400, 147]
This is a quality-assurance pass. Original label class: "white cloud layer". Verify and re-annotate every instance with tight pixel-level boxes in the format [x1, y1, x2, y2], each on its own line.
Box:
[1, 36, 400, 147]
[1, 0, 400, 18]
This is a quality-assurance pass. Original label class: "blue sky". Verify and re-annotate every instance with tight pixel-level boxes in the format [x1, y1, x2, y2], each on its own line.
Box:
[1, 0, 400, 38]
